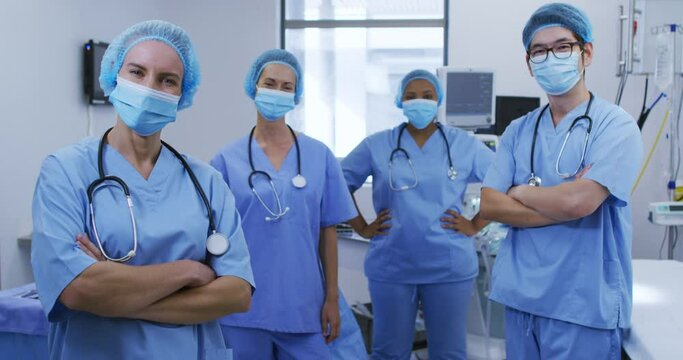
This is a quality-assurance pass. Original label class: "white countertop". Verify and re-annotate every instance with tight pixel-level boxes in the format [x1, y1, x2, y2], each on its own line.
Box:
[623, 259, 683, 360]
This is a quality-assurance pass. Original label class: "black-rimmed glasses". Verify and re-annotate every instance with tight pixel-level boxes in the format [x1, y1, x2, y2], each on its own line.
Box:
[527, 42, 584, 64]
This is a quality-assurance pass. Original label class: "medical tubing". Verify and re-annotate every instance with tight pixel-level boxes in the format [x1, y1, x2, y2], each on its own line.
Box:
[674, 226, 679, 252]
[290, 125, 301, 175]
[389, 123, 453, 191]
[638, 92, 666, 130]
[397, 123, 407, 149]
[248, 125, 301, 175]
[615, 75, 623, 104]
[161, 140, 217, 233]
[98, 127, 215, 233]
[397, 122, 454, 170]
[529, 105, 548, 177]
[637, 78, 649, 130]
[659, 227, 668, 259]
[252, 180, 288, 221]
[555, 123, 590, 178]
[97, 128, 111, 178]
[91, 127, 216, 261]
[632, 109, 671, 195]
[637, 110, 649, 130]
[675, 86, 683, 179]
[388, 155, 419, 191]
[616, 72, 628, 105]
[651, 92, 666, 109]
[127, 196, 138, 257]
[677, 83, 683, 126]
[89, 199, 136, 262]
[530, 92, 593, 181]
[642, 77, 649, 115]
[248, 127, 257, 171]
[435, 123, 455, 169]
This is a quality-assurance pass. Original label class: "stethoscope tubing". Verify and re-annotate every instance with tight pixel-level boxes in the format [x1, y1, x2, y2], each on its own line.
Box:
[389, 121, 456, 191]
[246, 125, 302, 221]
[528, 92, 594, 185]
[88, 127, 219, 261]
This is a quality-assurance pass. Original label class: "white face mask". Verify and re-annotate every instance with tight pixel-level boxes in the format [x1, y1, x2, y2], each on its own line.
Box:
[530, 53, 582, 96]
[402, 99, 438, 129]
[109, 76, 181, 136]
[254, 87, 296, 121]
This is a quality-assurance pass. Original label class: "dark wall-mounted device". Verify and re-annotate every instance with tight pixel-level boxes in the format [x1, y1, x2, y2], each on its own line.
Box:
[84, 40, 110, 105]
[477, 96, 540, 136]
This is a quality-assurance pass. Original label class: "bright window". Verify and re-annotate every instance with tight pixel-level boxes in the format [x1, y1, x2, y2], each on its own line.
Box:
[282, 0, 447, 156]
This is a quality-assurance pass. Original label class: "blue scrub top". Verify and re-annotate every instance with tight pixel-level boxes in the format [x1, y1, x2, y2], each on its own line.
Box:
[31, 137, 255, 360]
[341, 124, 494, 284]
[211, 133, 357, 333]
[482, 96, 644, 329]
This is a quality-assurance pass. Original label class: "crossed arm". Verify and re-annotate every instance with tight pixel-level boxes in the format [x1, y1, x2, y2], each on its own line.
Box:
[60, 234, 252, 325]
[480, 178, 609, 228]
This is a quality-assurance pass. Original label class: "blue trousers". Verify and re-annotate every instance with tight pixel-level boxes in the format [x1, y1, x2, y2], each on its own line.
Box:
[504, 307, 622, 360]
[369, 278, 474, 360]
[221, 325, 330, 360]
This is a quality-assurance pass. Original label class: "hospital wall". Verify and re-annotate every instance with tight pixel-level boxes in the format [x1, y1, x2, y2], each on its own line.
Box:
[0, 0, 279, 289]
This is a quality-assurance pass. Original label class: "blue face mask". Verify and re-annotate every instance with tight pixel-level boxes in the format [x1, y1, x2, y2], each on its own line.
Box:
[402, 99, 438, 129]
[254, 87, 296, 121]
[530, 53, 582, 96]
[108, 76, 181, 136]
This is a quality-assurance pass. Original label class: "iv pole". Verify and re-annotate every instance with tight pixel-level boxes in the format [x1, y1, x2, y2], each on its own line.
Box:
[622, 1, 683, 260]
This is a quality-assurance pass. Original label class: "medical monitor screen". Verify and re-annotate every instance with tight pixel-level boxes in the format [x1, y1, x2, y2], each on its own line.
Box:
[438, 70, 494, 129]
[445, 72, 493, 116]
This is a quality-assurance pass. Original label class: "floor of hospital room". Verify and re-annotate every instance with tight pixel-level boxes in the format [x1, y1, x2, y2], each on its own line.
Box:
[409, 334, 506, 359]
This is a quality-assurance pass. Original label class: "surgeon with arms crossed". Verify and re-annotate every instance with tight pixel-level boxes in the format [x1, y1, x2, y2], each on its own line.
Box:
[211, 49, 358, 359]
[480, 3, 644, 359]
[31, 20, 254, 360]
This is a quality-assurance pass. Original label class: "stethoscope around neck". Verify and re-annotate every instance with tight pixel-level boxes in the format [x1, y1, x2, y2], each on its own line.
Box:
[527, 92, 594, 187]
[87, 127, 229, 263]
[247, 125, 306, 221]
[389, 122, 457, 191]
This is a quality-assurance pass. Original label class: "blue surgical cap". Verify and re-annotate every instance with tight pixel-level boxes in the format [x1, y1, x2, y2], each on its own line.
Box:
[100, 20, 200, 110]
[395, 69, 443, 108]
[522, 3, 593, 50]
[244, 49, 303, 104]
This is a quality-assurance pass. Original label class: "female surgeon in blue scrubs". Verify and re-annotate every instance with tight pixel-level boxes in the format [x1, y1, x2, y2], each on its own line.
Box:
[210, 49, 358, 359]
[31, 21, 255, 360]
[341, 70, 494, 359]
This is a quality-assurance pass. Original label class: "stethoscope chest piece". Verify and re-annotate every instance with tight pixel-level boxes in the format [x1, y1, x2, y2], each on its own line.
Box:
[206, 232, 229, 256]
[448, 167, 457, 181]
[292, 174, 307, 188]
[527, 175, 542, 187]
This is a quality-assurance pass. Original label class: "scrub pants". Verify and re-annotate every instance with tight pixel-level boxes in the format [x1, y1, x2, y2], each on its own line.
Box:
[368, 278, 474, 360]
[504, 307, 622, 360]
[221, 325, 330, 360]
